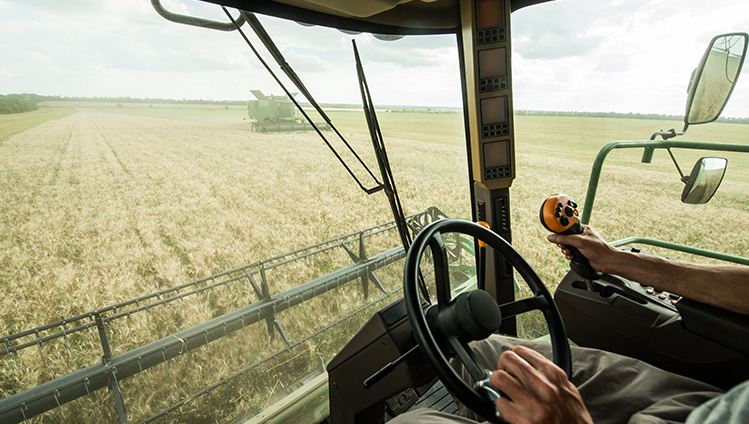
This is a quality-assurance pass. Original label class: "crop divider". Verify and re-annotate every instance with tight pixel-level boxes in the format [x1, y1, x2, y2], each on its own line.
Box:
[95, 313, 127, 424]
[340, 233, 386, 300]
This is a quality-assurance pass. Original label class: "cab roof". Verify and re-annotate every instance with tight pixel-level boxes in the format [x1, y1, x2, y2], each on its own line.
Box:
[200, 0, 552, 35]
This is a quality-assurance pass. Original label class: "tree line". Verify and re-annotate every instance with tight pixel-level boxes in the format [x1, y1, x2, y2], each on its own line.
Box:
[516, 109, 749, 124]
[0, 93, 249, 115]
[2, 93, 748, 123]
[30, 94, 248, 106]
[0, 94, 39, 114]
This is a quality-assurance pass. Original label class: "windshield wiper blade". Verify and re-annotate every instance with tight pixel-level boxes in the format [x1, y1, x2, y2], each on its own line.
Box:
[223, 7, 383, 195]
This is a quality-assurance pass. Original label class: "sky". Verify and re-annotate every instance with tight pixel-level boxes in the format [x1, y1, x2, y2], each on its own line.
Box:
[1, 0, 749, 117]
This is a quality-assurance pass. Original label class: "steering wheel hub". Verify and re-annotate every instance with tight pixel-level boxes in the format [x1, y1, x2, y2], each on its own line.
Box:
[432, 290, 502, 342]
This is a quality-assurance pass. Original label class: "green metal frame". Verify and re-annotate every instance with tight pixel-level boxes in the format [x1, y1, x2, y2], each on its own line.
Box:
[581, 139, 749, 263]
[610, 237, 749, 266]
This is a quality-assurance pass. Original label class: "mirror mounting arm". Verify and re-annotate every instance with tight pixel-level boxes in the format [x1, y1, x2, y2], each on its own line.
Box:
[665, 148, 686, 180]
[650, 128, 685, 141]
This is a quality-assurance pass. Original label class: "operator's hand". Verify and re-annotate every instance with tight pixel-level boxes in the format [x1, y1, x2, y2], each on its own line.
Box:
[547, 225, 617, 274]
[490, 346, 593, 424]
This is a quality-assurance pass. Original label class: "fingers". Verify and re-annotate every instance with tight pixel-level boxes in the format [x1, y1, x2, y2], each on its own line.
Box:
[490, 347, 562, 423]
[504, 348, 562, 397]
[491, 369, 528, 422]
[559, 246, 573, 260]
[497, 346, 570, 396]
[547, 234, 574, 260]
[511, 346, 567, 384]
[490, 346, 594, 424]
[490, 351, 537, 397]
[547, 226, 587, 246]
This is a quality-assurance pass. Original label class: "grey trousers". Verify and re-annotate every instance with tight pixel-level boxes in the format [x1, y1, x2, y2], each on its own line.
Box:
[390, 335, 723, 424]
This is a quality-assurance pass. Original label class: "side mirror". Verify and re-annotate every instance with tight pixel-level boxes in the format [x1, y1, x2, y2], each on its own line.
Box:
[681, 157, 727, 204]
[684, 33, 748, 129]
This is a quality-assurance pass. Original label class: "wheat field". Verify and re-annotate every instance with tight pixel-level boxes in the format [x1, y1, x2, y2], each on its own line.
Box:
[1, 103, 748, 422]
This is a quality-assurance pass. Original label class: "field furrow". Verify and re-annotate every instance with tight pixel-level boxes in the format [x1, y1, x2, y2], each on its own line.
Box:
[2, 106, 749, 335]
[1, 104, 748, 422]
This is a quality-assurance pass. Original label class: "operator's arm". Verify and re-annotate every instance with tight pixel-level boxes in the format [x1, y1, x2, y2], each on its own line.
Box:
[548, 226, 749, 315]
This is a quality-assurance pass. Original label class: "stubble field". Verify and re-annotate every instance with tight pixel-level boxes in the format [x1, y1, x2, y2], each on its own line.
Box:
[1, 102, 748, 422]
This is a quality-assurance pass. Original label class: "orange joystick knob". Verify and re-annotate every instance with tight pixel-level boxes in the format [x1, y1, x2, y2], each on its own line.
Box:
[539, 193, 582, 235]
[540, 194, 602, 280]
[477, 221, 491, 247]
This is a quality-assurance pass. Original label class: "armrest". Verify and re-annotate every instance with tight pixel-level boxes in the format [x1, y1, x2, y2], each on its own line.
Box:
[677, 298, 749, 355]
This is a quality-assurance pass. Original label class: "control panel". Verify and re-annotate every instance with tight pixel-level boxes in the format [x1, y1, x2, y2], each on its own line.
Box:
[461, 0, 515, 190]
[559, 247, 682, 311]
[600, 269, 682, 312]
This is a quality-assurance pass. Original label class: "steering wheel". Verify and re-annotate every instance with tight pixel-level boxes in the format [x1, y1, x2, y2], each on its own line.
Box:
[403, 219, 571, 422]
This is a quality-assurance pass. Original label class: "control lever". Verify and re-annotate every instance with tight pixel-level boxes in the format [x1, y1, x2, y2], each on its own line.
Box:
[362, 345, 419, 389]
[540, 194, 603, 282]
[475, 370, 502, 420]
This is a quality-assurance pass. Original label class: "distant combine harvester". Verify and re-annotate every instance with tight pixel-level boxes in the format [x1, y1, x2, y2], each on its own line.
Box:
[247, 90, 330, 132]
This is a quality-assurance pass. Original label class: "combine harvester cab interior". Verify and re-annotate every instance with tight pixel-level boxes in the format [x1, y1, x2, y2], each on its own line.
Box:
[1, 1, 749, 424]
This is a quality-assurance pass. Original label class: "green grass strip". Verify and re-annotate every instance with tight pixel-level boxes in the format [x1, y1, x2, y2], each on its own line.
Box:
[0, 107, 77, 145]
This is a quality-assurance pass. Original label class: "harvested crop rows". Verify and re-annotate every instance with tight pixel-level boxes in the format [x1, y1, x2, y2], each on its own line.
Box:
[1, 105, 749, 421]
[0, 109, 371, 331]
[3, 106, 749, 336]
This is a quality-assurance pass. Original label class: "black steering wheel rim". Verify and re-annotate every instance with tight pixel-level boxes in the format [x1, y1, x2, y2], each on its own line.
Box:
[404, 219, 571, 421]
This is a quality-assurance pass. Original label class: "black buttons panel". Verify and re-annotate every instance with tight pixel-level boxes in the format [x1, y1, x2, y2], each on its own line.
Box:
[478, 27, 506, 45]
[479, 76, 507, 93]
[484, 165, 512, 180]
[482, 122, 510, 138]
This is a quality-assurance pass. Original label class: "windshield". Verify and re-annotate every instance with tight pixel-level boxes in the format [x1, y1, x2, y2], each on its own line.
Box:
[1, 0, 748, 423]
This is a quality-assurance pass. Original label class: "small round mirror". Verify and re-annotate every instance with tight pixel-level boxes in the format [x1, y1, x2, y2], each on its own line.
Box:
[681, 157, 728, 204]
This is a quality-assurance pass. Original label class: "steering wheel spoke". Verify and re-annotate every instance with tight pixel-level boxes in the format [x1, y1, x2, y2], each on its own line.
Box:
[498, 295, 547, 319]
[428, 231, 452, 308]
[447, 336, 487, 383]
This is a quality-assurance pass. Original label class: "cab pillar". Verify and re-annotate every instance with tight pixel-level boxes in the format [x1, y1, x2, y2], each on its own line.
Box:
[459, 0, 517, 335]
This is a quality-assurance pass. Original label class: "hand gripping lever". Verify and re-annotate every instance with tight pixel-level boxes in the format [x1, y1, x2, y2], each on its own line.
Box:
[540, 194, 602, 281]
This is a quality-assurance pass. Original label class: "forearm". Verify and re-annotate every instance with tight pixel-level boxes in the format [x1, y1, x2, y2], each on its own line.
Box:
[603, 250, 749, 315]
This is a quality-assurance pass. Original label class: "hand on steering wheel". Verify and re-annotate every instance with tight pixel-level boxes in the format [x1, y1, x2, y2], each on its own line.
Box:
[403, 219, 571, 422]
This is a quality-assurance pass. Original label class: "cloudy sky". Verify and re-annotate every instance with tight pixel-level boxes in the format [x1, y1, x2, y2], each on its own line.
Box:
[1, 0, 748, 117]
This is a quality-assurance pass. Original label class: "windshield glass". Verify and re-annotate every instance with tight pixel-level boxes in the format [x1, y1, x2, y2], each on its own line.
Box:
[1, 0, 747, 423]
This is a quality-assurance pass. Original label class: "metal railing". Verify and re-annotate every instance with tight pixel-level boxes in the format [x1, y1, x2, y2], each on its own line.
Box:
[581, 139, 749, 225]
[0, 207, 451, 423]
[611, 237, 749, 266]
